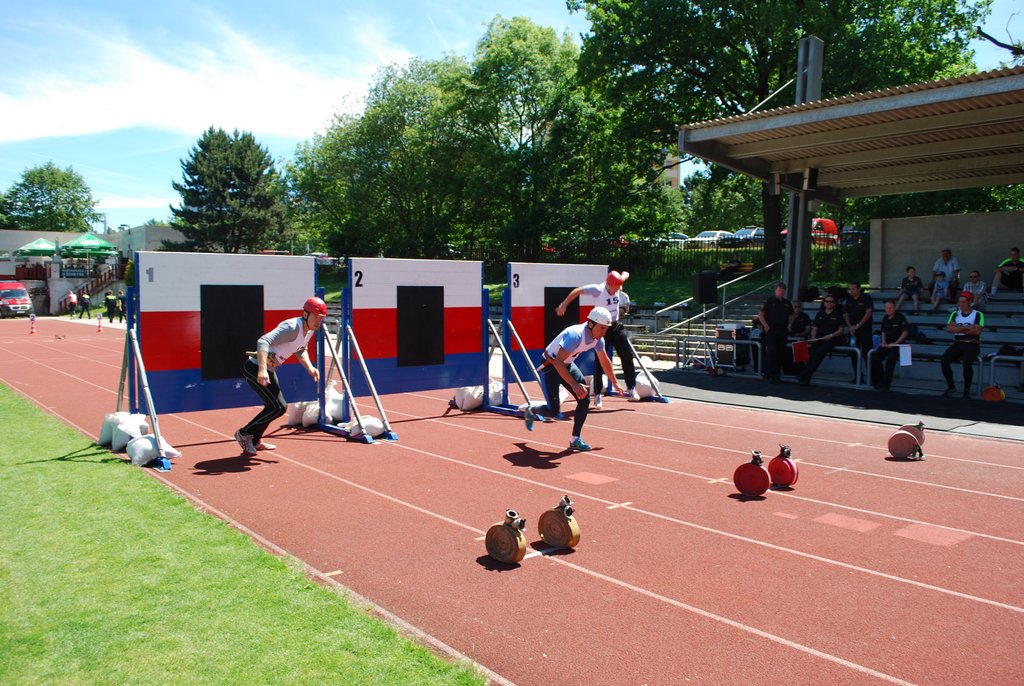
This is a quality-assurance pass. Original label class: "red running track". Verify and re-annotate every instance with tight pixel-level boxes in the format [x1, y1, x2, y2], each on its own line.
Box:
[2, 317, 1022, 685]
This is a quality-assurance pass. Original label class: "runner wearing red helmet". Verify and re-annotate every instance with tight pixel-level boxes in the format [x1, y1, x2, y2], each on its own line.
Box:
[235, 297, 326, 455]
[555, 269, 638, 405]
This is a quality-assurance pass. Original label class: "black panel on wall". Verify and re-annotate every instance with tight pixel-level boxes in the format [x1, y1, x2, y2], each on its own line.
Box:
[201, 284, 265, 380]
[545, 286, 576, 346]
[397, 285, 444, 367]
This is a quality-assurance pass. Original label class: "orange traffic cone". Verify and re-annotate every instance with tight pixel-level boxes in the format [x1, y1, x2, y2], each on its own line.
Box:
[29, 314, 36, 335]
[96, 315, 103, 334]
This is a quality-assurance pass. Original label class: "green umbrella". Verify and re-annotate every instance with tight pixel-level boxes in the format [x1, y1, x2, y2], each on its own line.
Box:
[13, 237, 58, 257]
[62, 232, 118, 258]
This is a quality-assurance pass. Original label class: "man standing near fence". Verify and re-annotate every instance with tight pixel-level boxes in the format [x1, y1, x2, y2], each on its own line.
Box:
[843, 282, 874, 384]
[757, 282, 793, 383]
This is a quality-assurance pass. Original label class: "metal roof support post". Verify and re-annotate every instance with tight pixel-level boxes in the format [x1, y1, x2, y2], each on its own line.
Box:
[783, 36, 824, 297]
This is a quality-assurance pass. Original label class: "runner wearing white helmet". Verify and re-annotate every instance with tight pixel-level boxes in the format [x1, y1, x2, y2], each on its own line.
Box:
[555, 270, 638, 404]
[235, 297, 326, 455]
[526, 306, 623, 451]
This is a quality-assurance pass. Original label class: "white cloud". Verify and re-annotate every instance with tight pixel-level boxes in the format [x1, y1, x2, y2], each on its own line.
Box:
[0, 13, 407, 144]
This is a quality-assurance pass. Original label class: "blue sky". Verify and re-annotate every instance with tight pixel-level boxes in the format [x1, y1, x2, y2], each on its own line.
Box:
[1, 1, 1020, 233]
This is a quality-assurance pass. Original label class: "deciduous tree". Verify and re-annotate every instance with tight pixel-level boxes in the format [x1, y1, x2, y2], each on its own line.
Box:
[568, 0, 990, 257]
[0, 162, 101, 231]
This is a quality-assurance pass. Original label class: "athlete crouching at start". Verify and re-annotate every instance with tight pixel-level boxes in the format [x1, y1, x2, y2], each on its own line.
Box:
[525, 306, 623, 451]
[235, 297, 326, 455]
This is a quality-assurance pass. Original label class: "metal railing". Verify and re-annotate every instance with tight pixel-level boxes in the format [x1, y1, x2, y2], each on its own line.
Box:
[655, 259, 782, 335]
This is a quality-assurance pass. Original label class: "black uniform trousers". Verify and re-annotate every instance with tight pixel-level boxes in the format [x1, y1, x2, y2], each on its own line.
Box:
[798, 339, 840, 384]
[871, 347, 901, 389]
[593, 321, 636, 394]
[538, 360, 590, 437]
[941, 340, 980, 391]
[241, 358, 287, 441]
[762, 327, 789, 381]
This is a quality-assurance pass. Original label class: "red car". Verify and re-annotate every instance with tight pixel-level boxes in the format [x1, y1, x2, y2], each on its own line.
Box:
[0, 281, 32, 318]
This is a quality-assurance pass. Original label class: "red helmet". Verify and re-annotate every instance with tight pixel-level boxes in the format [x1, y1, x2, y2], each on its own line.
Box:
[303, 297, 327, 316]
[606, 270, 629, 290]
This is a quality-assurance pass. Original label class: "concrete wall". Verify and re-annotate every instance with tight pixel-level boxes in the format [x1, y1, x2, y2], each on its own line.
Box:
[870, 211, 1023, 289]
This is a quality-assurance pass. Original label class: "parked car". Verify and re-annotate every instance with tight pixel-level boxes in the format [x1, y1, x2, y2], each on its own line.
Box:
[0, 281, 32, 318]
[654, 231, 689, 247]
[721, 227, 764, 247]
[839, 227, 868, 247]
[779, 218, 839, 246]
[688, 230, 733, 248]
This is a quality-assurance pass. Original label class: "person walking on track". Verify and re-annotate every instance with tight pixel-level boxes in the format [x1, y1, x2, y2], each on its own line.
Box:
[235, 297, 325, 455]
[555, 270, 637, 406]
[525, 306, 623, 451]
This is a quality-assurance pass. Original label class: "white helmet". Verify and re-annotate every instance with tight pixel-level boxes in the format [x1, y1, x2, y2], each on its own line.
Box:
[587, 306, 612, 326]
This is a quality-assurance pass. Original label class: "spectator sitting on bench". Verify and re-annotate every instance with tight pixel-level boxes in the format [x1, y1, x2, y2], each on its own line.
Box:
[991, 246, 1023, 295]
[895, 266, 923, 314]
[797, 295, 845, 386]
[719, 254, 741, 281]
[928, 271, 949, 312]
[940, 291, 984, 399]
[962, 270, 988, 310]
[928, 247, 961, 296]
[784, 300, 812, 377]
[788, 301, 811, 339]
[872, 300, 910, 392]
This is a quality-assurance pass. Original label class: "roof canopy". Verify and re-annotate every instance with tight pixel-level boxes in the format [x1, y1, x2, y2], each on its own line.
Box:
[13, 237, 57, 257]
[679, 66, 1024, 205]
[62, 232, 117, 256]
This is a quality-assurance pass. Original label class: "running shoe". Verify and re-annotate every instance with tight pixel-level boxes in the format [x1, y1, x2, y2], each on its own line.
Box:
[568, 437, 592, 451]
[524, 407, 534, 431]
[234, 429, 257, 455]
[255, 441, 277, 451]
[628, 387, 640, 401]
[593, 394, 602, 409]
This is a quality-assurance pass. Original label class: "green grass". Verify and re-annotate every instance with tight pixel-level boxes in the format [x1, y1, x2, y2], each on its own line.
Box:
[0, 383, 485, 686]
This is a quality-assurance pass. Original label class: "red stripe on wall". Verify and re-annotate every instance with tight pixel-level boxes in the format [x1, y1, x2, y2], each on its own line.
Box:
[510, 305, 545, 350]
[510, 305, 591, 350]
[353, 306, 481, 359]
[140, 309, 311, 372]
[140, 311, 201, 371]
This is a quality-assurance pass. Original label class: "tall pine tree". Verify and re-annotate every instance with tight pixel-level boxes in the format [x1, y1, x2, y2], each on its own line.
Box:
[169, 127, 286, 253]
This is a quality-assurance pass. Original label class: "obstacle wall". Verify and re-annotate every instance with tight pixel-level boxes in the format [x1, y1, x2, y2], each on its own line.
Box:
[345, 257, 486, 395]
[505, 262, 608, 378]
[135, 251, 319, 413]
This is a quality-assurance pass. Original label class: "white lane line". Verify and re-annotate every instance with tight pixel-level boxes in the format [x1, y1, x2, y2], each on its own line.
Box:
[366, 438, 1024, 615]
[151, 440, 922, 685]
[398, 405, 1024, 536]
[545, 555, 918, 686]
[144, 470, 516, 686]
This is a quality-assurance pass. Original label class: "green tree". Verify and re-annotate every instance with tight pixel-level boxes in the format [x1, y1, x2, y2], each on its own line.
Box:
[290, 56, 476, 260]
[568, 0, 990, 257]
[289, 15, 685, 267]
[0, 162, 101, 231]
[168, 127, 286, 253]
[680, 168, 763, 235]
